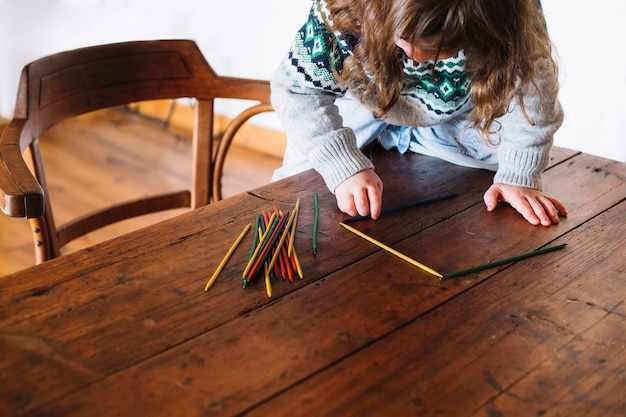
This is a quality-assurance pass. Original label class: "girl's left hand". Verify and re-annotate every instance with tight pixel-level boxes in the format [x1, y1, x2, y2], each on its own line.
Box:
[484, 183, 568, 226]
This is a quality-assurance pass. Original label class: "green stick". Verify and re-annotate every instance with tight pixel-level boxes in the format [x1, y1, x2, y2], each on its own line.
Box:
[440, 243, 567, 280]
[312, 192, 319, 254]
[248, 214, 260, 261]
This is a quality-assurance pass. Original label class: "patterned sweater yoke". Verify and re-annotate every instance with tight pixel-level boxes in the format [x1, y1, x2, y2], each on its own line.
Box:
[285, 0, 473, 125]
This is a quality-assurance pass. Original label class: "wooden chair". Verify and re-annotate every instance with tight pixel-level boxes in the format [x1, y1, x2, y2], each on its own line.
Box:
[0, 39, 273, 264]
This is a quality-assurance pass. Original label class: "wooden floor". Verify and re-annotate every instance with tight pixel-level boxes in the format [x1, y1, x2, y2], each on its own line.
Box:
[0, 108, 283, 276]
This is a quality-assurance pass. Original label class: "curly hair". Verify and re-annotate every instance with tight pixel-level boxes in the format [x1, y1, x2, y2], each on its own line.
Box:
[326, 0, 558, 144]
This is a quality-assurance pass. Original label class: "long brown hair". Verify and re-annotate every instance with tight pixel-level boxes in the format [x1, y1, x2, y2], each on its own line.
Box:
[326, 0, 558, 143]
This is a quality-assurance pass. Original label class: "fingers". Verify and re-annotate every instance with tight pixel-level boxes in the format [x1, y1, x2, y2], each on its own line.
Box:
[345, 181, 383, 218]
[336, 192, 359, 217]
[499, 194, 540, 226]
[485, 183, 567, 227]
[549, 196, 568, 218]
[483, 187, 501, 212]
[526, 197, 552, 226]
[536, 195, 562, 225]
[517, 193, 569, 226]
[335, 170, 383, 219]
[349, 190, 370, 217]
[366, 181, 383, 219]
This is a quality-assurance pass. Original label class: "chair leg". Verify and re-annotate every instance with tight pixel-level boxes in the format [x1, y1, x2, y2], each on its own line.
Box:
[29, 217, 53, 264]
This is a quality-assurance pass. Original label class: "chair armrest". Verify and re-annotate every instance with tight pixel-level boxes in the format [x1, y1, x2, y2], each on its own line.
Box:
[0, 119, 45, 218]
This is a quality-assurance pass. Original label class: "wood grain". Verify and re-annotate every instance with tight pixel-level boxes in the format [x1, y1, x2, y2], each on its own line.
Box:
[243, 203, 626, 417]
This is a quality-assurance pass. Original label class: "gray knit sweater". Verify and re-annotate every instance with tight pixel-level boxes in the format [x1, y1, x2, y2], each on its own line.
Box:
[270, 0, 564, 192]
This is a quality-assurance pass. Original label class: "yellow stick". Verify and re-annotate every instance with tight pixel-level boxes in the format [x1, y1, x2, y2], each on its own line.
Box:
[205, 223, 251, 291]
[340, 222, 442, 278]
[264, 263, 272, 298]
[288, 198, 300, 257]
[291, 244, 303, 279]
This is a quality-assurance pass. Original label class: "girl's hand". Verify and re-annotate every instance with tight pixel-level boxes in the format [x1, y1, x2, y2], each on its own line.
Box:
[335, 169, 384, 219]
[484, 183, 568, 226]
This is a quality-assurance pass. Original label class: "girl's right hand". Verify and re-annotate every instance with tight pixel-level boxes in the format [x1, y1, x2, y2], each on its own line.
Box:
[335, 169, 384, 220]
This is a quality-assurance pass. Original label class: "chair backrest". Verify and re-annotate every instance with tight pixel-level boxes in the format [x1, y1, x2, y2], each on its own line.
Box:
[0, 39, 273, 263]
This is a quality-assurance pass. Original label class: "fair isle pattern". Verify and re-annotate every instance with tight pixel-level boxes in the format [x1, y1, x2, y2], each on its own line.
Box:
[402, 51, 472, 116]
[279, 0, 346, 94]
[280, 0, 473, 116]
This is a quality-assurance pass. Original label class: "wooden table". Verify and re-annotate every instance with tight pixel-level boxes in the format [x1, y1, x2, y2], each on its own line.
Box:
[1, 145, 625, 417]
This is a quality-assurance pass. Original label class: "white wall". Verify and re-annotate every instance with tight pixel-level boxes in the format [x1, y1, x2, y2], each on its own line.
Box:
[0, 0, 309, 126]
[1, 0, 624, 162]
[542, 1, 626, 162]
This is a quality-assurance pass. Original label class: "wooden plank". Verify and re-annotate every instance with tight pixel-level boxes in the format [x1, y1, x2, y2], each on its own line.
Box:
[1, 152, 620, 416]
[479, 314, 626, 417]
[549, 146, 579, 165]
[244, 201, 626, 417]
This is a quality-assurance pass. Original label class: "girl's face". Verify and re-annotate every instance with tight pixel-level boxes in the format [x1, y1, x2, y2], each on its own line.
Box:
[395, 36, 457, 63]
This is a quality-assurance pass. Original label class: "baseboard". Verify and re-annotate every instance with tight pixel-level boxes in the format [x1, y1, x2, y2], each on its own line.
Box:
[128, 100, 286, 159]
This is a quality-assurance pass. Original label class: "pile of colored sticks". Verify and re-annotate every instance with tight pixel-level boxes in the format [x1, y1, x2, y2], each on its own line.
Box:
[242, 200, 303, 297]
[204, 198, 303, 298]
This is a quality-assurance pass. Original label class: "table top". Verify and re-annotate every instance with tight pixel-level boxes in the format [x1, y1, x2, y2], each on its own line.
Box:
[1, 145, 625, 417]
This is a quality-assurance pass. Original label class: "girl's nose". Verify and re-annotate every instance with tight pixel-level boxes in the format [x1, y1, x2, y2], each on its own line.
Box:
[408, 48, 434, 62]
[396, 38, 436, 63]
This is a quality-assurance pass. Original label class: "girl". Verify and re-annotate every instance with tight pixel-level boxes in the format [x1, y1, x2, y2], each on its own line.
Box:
[270, 0, 567, 226]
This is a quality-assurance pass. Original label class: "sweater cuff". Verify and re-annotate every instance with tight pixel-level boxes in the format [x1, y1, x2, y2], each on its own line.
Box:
[494, 147, 551, 190]
[308, 128, 375, 192]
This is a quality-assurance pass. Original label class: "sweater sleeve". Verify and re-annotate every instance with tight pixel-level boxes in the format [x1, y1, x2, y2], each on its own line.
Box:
[270, 1, 375, 192]
[493, 58, 564, 190]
